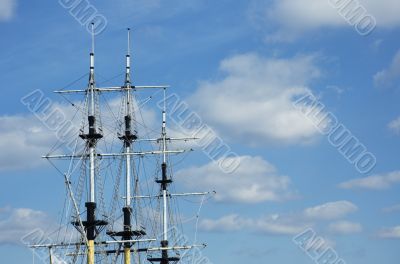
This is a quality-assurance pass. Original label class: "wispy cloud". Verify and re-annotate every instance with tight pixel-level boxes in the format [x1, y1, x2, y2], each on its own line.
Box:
[374, 49, 400, 89]
[0, 0, 17, 21]
[328, 220, 363, 234]
[199, 200, 359, 235]
[199, 213, 308, 236]
[0, 95, 89, 172]
[0, 115, 52, 171]
[0, 207, 53, 245]
[177, 155, 297, 203]
[339, 171, 400, 190]
[200, 214, 253, 232]
[377, 226, 400, 239]
[303, 201, 358, 220]
[382, 204, 400, 213]
[388, 116, 400, 134]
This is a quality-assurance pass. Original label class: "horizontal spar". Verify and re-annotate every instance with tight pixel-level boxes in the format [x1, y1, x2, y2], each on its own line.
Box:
[147, 244, 207, 252]
[42, 149, 192, 159]
[131, 191, 214, 199]
[133, 137, 199, 142]
[66, 244, 207, 256]
[133, 137, 200, 142]
[29, 238, 156, 248]
[54, 85, 170, 93]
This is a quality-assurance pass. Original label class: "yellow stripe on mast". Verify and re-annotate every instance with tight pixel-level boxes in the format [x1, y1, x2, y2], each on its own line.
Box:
[88, 240, 95, 264]
[124, 247, 131, 264]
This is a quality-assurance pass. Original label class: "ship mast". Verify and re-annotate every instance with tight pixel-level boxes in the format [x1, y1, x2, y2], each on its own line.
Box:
[161, 87, 171, 263]
[118, 28, 143, 264]
[123, 27, 134, 264]
[147, 88, 180, 264]
[37, 28, 209, 264]
[78, 23, 107, 264]
[105, 28, 152, 264]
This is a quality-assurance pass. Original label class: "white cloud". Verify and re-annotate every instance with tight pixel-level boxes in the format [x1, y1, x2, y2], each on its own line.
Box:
[1, 90, 159, 172]
[176, 155, 296, 203]
[303, 201, 358, 220]
[254, 214, 308, 235]
[0, 0, 17, 21]
[188, 53, 321, 145]
[0, 94, 90, 171]
[328, 220, 362, 234]
[339, 171, 400, 190]
[0, 207, 53, 245]
[199, 201, 359, 236]
[252, 0, 400, 42]
[374, 50, 400, 89]
[0, 115, 52, 171]
[377, 226, 400, 239]
[0, 207, 78, 249]
[199, 214, 308, 236]
[388, 116, 400, 134]
[200, 214, 252, 232]
[382, 204, 400, 213]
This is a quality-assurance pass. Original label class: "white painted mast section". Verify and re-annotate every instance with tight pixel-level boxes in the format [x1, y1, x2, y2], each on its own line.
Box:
[125, 28, 132, 207]
[162, 87, 168, 242]
[90, 24, 95, 118]
[89, 23, 96, 203]
[163, 190, 168, 241]
[162, 88, 167, 164]
[125, 151, 131, 205]
[89, 151, 95, 203]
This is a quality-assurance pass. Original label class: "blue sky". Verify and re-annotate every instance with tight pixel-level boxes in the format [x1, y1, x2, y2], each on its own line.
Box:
[1, 0, 400, 263]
